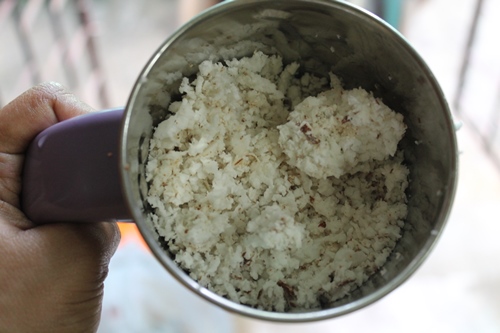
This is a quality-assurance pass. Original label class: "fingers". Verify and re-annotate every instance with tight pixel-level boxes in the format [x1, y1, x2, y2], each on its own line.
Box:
[0, 82, 94, 154]
[0, 152, 21, 208]
[28, 222, 121, 301]
[0, 218, 121, 332]
[32, 221, 121, 269]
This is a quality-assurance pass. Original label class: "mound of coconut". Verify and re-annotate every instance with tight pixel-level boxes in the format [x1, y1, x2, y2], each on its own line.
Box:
[146, 51, 408, 312]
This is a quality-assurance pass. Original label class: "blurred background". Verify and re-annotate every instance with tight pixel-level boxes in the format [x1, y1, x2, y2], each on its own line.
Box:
[1, 0, 499, 332]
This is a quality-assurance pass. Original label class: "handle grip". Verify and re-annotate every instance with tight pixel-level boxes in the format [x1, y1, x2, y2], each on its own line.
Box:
[22, 108, 132, 223]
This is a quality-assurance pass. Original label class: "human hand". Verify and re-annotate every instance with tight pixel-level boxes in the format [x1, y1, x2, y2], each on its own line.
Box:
[0, 82, 120, 333]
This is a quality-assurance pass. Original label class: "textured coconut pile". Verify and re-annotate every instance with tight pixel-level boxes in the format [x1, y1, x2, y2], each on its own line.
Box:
[146, 51, 408, 312]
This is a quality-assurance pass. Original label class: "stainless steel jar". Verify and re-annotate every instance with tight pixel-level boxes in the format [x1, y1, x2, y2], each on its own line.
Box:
[24, 0, 458, 322]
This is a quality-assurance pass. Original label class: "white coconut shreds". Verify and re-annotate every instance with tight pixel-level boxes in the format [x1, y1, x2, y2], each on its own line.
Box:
[145, 51, 409, 312]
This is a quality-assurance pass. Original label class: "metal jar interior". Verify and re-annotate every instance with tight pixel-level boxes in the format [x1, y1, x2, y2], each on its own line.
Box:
[119, 0, 458, 322]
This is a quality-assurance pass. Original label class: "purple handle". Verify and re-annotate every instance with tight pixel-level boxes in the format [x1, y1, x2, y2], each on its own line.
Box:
[22, 108, 131, 223]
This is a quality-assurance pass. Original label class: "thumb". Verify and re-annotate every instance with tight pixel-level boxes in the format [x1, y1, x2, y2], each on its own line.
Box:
[0, 81, 94, 154]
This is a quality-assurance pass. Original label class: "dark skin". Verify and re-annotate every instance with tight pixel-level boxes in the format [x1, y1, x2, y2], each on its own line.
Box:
[0, 82, 120, 333]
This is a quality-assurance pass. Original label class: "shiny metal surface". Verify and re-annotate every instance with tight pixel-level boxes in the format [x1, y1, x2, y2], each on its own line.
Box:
[120, 0, 458, 322]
